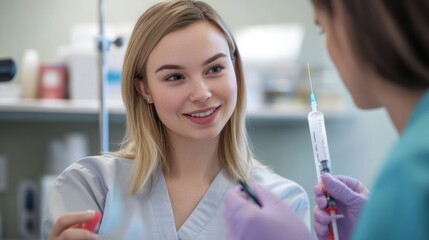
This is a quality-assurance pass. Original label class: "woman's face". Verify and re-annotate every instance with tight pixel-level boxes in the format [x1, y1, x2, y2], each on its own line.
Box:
[140, 21, 237, 142]
[313, 2, 381, 109]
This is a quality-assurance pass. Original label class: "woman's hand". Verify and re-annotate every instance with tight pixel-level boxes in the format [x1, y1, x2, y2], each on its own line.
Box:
[48, 211, 100, 240]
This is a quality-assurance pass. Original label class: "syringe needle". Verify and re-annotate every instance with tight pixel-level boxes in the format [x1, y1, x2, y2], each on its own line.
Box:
[307, 63, 317, 111]
[307, 62, 314, 94]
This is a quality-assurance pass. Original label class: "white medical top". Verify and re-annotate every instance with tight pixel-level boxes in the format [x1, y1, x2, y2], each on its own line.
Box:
[42, 155, 309, 240]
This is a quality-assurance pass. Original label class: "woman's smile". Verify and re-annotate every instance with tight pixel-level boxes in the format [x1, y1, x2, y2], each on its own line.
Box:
[183, 106, 221, 125]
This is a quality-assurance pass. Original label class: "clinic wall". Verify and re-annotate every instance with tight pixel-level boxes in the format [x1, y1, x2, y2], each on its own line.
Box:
[0, 0, 398, 238]
[0, 0, 328, 71]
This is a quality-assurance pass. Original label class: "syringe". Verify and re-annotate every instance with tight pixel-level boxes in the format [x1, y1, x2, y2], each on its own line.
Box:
[306, 63, 342, 240]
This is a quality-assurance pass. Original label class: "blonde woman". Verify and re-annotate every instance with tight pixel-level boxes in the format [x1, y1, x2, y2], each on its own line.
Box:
[43, 1, 309, 239]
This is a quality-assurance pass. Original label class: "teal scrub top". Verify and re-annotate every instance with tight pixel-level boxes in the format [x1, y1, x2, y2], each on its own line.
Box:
[353, 89, 429, 240]
[42, 155, 310, 240]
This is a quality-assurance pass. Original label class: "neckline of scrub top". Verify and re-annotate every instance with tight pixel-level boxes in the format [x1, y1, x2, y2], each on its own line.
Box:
[150, 168, 231, 239]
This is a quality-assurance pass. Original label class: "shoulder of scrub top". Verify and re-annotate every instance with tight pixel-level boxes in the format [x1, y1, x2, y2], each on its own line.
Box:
[250, 167, 311, 228]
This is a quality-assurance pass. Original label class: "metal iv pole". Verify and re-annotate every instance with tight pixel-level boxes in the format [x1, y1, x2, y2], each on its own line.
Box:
[97, 0, 109, 153]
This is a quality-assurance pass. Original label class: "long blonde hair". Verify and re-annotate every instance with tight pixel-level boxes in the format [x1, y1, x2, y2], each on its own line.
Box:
[117, 0, 259, 195]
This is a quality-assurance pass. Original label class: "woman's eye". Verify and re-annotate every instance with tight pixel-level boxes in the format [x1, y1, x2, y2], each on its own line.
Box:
[207, 65, 224, 74]
[165, 74, 184, 81]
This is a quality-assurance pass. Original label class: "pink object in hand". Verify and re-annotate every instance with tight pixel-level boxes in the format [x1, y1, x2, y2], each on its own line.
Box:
[82, 211, 101, 232]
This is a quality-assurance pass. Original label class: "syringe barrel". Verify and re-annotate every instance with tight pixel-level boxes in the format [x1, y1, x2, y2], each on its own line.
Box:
[308, 110, 338, 210]
[308, 110, 332, 181]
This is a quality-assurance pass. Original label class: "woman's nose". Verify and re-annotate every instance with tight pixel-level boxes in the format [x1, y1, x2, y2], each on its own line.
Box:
[189, 78, 212, 102]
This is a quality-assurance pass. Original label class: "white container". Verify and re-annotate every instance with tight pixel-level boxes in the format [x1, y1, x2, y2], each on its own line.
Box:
[46, 133, 88, 175]
[0, 155, 6, 193]
[39, 175, 57, 239]
[20, 49, 40, 99]
[46, 138, 65, 175]
[64, 132, 88, 165]
[68, 49, 98, 100]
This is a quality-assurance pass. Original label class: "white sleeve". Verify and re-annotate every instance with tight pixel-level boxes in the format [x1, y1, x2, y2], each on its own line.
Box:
[278, 184, 311, 230]
[252, 168, 311, 229]
[41, 159, 107, 239]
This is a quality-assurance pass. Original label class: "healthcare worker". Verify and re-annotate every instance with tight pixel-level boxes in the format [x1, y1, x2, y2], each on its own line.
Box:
[224, 0, 429, 239]
[43, 1, 310, 239]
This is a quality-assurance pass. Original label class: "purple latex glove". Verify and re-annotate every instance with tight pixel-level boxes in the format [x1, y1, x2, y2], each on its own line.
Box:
[313, 173, 369, 240]
[224, 183, 312, 240]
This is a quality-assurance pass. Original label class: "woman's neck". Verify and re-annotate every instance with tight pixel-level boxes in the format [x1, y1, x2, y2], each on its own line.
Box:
[375, 80, 425, 133]
[165, 134, 221, 183]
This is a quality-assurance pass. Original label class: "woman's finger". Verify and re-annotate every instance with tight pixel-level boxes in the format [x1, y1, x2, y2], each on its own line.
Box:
[50, 211, 97, 238]
[58, 227, 97, 240]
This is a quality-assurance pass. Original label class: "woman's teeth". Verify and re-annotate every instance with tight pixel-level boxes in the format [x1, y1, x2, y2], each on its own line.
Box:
[190, 109, 215, 117]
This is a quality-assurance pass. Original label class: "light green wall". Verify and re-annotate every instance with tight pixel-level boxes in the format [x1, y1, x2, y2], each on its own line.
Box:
[0, 0, 328, 75]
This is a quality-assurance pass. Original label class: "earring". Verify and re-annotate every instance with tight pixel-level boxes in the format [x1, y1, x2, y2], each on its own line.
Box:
[145, 97, 152, 103]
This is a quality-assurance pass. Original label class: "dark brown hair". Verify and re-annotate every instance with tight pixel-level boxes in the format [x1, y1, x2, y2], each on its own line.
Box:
[313, 0, 429, 90]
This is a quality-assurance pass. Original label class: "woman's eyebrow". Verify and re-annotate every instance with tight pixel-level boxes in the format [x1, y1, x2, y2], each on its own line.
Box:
[202, 53, 227, 66]
[154, 52, 227, 73]
[155, 64, 185, 73]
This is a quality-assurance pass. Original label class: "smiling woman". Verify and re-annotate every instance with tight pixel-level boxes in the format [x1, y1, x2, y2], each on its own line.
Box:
[41, 1, 310, 239]
[139, 21, 237, 142]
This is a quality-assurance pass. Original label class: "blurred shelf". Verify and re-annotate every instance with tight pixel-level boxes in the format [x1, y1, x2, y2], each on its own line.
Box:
[0, 98, 349, 123]
[0, 99, 125, 122]
[0, 98, 122, 114]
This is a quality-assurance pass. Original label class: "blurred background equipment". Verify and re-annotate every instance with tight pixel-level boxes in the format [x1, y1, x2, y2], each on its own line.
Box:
[37, 60, 68, 99]
[235, 24, 306, 112]
[0, 59, 16, 83]
[19, 50, 40, 99]
[17, 180, 38, 239]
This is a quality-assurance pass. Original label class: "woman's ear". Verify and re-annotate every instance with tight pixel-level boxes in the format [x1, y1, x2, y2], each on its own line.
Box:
[134, 78, 153, 103]
[134, 78, 145, 96]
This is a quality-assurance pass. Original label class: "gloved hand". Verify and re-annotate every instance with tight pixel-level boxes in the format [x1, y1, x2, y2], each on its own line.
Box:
[313, 173, 369, 240]
[224, 183, 312, 240]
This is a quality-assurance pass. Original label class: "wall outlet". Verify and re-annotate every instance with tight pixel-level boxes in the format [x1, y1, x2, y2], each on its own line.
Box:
[0, 155, 7, 193]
